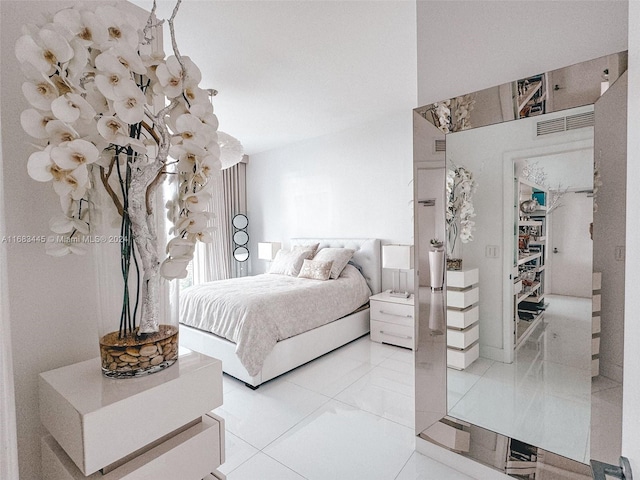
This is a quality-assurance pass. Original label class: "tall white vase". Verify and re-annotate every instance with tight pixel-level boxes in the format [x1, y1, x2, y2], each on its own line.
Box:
[429, 250, 445, 290]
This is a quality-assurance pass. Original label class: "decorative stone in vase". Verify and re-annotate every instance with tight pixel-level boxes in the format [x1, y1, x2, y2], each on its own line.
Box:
[447, 257, 463, 271]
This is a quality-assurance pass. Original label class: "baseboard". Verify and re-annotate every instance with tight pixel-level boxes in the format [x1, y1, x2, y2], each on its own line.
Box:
[599, 361, 623, 384]
[479, 344, 505, 363]
[415, 435, 510, 480]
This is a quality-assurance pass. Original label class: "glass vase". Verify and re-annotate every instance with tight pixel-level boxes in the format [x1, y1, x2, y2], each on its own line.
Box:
[446, 222, 463, 271]
[91, 167, 179, 378]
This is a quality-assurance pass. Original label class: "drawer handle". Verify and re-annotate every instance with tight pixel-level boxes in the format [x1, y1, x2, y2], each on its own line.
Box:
[380, 330, 412, 340]
[379, 310, 413, 319]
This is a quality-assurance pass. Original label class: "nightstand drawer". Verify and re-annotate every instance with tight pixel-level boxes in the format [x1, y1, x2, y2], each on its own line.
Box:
[370, 319, 414, 349]
[370, 300, 414, 327]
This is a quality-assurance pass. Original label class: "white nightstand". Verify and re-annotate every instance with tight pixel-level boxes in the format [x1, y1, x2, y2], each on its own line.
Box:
[369, 291, 415, 350]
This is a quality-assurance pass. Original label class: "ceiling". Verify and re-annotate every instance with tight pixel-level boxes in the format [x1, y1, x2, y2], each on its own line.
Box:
[130, 0, 418, 155]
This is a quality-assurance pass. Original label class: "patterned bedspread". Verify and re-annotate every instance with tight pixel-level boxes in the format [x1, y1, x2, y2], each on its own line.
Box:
[179, 265, 371, 376]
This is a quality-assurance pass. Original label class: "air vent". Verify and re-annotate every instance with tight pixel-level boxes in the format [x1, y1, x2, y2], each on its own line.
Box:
[536, 111, 594, 136]
[566, 111, 595, 130]
[434, 139, 446, 152]
[537, 117, 566, 136]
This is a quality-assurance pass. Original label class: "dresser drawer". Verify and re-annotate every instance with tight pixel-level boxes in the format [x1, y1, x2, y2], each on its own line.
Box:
[370, 300, 414, 327]
[447, 323, 479, 349]
[370, 319, 414, 349]
[447, 286, 479, 309]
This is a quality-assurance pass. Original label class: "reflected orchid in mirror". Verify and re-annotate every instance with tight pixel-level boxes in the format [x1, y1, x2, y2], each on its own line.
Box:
[16, 0, 221, 335]
[446, 163, 477, 257]
[431, 94, 476, 134]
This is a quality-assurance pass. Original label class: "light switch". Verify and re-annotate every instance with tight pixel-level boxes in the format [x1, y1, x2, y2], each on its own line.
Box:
[486, 245, 499, 258]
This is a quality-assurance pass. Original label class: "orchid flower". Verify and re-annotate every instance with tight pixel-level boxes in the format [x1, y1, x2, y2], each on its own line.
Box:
[15, 28, 73, 75]
[45, 120, 79, 145]
[51, 164, 90, 200]
[97, 116, 146, 152]
[111, 80, 146, 124]
[183, 188, 212, 213]
[53, 7, 108, 47]
[94, 5, 140, 50]
[159, 255, 192, 279]
[173, 113, 215, 148]
[20, 109, 54, 139]
[165, 237, 196, 257]
[51, 93, 96, 123]
[21, 79, 59, 111]
[95, 51, 133, 100]
[176, 212, 209, 235]
[49, 214, 89, 235]
[50, 139, 99, 171]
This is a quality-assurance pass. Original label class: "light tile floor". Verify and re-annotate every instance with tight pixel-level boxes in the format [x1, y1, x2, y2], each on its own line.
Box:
[446, 294, 622, 465]
[212, 336, 477, 480]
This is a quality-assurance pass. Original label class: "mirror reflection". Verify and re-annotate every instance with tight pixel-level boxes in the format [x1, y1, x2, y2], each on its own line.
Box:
[414, 51, 627, 475]
[233, 246, 250, 262]
[445, 105, 594, 463]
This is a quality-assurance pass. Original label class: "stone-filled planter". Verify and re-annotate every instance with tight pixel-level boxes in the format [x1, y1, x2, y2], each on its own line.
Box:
[447, 257, 463, 271]
[100, 325, 178, 378]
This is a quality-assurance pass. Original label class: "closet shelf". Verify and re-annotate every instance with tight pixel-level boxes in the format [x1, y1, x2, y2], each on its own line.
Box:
[518, 252, 541, 265]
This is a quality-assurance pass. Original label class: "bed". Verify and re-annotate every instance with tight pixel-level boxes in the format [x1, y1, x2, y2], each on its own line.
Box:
[179, 238, 381, 388]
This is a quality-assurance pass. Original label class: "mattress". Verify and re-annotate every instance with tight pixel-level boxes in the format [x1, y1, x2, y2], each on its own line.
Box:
[179, 264, 371, 376]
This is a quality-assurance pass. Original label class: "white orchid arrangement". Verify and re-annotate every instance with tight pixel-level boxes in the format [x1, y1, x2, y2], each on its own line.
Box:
[16, 1, 220, 336]
[431, 94, 475, 134]
[446, 164, 477, 257]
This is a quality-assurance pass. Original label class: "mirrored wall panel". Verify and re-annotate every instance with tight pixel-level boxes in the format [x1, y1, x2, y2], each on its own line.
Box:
[414, 51, 627, 477]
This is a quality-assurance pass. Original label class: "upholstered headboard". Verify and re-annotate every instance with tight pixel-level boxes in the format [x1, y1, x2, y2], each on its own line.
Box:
[290, 238, 381, 294]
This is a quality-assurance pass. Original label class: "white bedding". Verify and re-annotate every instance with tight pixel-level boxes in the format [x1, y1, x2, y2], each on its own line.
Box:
[179, 264, 371, 376]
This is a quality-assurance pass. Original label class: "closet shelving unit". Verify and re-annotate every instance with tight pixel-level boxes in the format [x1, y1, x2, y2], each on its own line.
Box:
[514, 178, 548, 350]
[514, 73, 548, 119]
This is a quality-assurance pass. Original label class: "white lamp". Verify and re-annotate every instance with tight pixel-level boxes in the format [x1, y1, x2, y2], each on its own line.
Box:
[258, 242, 281, 261]
[382, 244, 414, 298]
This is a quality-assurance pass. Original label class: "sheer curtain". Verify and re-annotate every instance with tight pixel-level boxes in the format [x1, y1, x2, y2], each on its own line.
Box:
[191, 159, 247, 283]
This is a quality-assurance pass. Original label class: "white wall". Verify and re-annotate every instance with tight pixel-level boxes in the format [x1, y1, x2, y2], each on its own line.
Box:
[246, 111, 415, 290]
[417, 1, 628, 107]
[623, 0, 640, 470]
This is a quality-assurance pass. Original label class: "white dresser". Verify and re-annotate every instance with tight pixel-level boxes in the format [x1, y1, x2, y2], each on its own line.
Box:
[39, 348, 225, 480]
[446, 268, 480, 369]
[369, 291, 415, 350]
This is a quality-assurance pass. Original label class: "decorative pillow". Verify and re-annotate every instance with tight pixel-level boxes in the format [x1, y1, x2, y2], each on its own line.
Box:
[312, 248, 355, 279]
[268, 249, 309, 276]
[291, 243, 320, 260]
[298, 259, 333, 280]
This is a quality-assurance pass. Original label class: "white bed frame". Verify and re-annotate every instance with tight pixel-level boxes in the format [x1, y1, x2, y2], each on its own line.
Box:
[179, 238, 381, 388]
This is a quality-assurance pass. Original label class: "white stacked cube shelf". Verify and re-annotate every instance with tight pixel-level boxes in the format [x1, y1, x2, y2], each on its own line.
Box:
[39, 348, 225, 480]
[446, 268, 480, 370]
[592, 272, 602, 377]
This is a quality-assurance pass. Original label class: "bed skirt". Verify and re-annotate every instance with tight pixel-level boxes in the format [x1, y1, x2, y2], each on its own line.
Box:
[179, 306, 370, 388]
